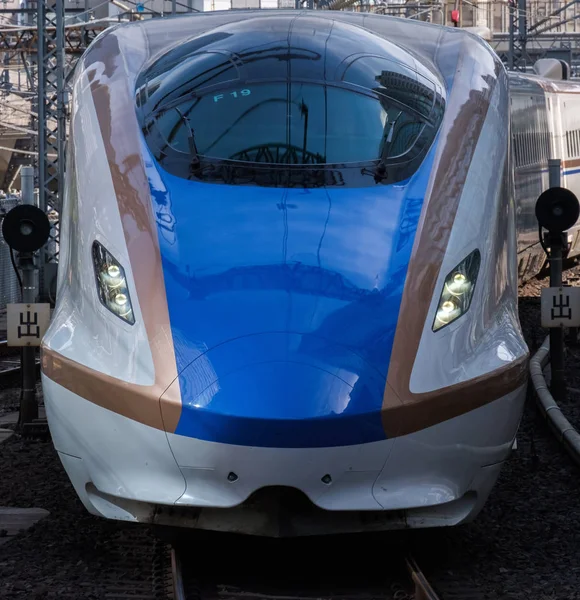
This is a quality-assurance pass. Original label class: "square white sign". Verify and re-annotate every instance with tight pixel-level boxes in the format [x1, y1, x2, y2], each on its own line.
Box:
[541, 287, 580, 328]
[7, 303, 51, 347]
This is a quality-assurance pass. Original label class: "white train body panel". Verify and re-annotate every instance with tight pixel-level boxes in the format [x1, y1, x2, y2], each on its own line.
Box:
[44, 375, 520, 535]
[53, 69, 155, 387]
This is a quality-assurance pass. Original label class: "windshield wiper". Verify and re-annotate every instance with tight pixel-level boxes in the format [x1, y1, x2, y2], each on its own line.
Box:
[174, 107, 201, 173]
[374, 110, 402, 181]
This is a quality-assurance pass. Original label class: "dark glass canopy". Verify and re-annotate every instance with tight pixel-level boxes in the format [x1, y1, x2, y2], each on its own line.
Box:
[135, 15, 446, 187]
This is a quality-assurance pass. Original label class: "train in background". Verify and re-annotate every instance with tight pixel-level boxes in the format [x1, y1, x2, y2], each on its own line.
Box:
[39, 11, 580, 538]
[510, 63, 580, 280]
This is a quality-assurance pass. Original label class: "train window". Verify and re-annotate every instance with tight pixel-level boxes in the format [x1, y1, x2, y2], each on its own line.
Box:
[340, 55, 440, 121]
[525, 130, 530, 166]
[139, 33, 238, 84]
[511, 92, 553, 168]
[136, 51, 241, 115]
[143, 82, 431, 165]
[136, 28, 446, 185]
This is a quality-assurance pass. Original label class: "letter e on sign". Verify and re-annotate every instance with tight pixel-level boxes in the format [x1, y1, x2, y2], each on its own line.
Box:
[7, 303, 51, 347]
[541, 287, 580, 328]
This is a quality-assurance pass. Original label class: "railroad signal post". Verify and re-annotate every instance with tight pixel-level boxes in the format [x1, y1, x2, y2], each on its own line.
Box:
[536, 159, 580, 399]
[1, 167, 51, 430]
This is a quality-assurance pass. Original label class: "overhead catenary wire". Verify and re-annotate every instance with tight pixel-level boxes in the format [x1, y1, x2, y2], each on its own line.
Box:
[532, 11, 580, 35]
[0, 0, 197, 32]
[0, 123, 37, 137]
[63, 0, 116, 23]
[528, 0, 580, 32]
[0, 16, 115, 34]
[0, 14, 20, 27]
[0, 100, 38, 120]
[0, 145, 56, 158]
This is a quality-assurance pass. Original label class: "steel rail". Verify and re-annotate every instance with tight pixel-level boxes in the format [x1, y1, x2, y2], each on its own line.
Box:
[168, 545, 439, 600]
[406, 555, 441, 600]
[0, 365, 21, 378]
[0, 353, 40, 379]
[171, 546, 187, 600]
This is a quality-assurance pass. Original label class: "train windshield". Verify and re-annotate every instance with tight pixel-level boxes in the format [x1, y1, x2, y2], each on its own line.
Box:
[142, 81, 431, 166]
[136, 38, 445, 185]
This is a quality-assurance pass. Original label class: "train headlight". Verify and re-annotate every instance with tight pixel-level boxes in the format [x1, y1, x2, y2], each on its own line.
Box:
[432, 249, 480, 332]
[92, 241, 135, 325]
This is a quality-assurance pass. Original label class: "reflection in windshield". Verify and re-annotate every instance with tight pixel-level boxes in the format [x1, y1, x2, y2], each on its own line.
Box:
[135, 15, 448, 185]
[144, 79, 432, 166]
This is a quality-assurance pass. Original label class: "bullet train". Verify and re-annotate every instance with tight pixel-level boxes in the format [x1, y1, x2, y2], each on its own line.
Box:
[39, 10, 580, 537]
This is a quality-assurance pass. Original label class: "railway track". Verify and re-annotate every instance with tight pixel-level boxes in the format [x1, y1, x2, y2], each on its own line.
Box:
[0, 341, 22, 380]
[0, 347, 473, 599]
[160, 542, 441, 600]
[406, 556, 440, 600]
[170, 546, 186, 600]
[0, 342, 40, 391]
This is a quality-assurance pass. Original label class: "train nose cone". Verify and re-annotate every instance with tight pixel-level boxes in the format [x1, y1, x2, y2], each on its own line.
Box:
[162, 333, 386, 448]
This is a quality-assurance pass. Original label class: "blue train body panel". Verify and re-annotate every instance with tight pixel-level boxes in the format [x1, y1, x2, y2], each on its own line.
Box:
[144, 142, 437, 447]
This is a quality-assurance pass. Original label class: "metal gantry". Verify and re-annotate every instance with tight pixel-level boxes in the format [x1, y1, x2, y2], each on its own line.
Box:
[353, 0, 580, 73]
[37, 0, 66, 294]
[0, 13, 106, 300]
[508, 0, 530, 71]
[35, 12, 104, 298]
[0, 5, 163, 302]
